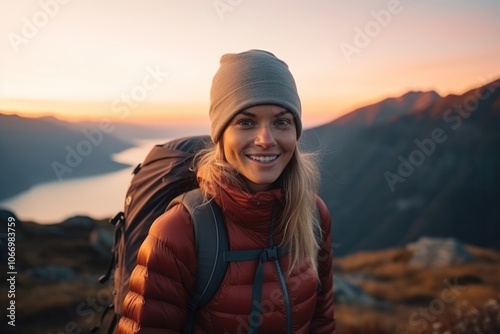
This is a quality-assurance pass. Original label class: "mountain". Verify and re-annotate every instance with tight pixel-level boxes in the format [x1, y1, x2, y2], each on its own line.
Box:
[305, 79, 500, 255]
[301, 90, 441, 165]
[333, 90, 441, 127]
[0, 114, 134, 201]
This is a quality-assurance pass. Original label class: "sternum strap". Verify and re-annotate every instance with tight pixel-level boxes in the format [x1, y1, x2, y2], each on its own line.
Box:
[224, 246, 287, 334]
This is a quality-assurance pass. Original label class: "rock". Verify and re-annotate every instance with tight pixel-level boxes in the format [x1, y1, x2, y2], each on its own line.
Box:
[407, 236, 475, 268]
[26, 265, 77, 282]
[334, 275, 377, 307]
[60, 215, 96, 229]
[89, 227, 114, 257]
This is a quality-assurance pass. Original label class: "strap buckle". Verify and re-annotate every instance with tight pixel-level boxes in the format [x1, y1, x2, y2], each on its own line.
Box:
[261, 246, 278, 262]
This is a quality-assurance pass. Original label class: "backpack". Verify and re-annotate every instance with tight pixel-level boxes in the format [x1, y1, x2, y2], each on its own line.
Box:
[95, 135, 288, 333]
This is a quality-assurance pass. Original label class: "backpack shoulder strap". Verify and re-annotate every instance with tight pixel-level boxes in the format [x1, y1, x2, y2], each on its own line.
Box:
[168, 189, 228, 333]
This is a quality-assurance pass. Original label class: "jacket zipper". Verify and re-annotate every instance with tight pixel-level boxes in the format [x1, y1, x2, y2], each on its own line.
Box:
[274, 259, 291, 333]
[268, 207, 291, 334]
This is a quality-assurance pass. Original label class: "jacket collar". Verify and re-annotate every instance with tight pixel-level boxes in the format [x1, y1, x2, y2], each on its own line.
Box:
[211, 181, 284, 234]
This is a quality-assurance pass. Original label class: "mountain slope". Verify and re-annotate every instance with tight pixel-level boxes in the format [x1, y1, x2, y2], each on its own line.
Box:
[301, 90, 441, 166]
[334, 90, 441, 126]
[306, 79, 500, 255]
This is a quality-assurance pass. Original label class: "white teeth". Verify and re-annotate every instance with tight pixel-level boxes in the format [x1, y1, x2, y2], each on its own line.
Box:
[249, 155, 277, 163]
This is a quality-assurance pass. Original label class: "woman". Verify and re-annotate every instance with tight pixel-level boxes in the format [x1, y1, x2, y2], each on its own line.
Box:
[117, 50, 335, 333]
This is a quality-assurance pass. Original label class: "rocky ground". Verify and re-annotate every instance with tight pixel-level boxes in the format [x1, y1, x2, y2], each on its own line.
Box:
[1, 213, 116, 334]
[1, 212, 499, 333]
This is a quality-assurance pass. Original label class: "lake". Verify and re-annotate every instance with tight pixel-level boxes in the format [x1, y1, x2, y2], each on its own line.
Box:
[0, 139, 164, 224]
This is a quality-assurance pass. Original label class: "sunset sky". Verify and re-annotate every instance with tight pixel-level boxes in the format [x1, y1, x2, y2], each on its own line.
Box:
[1, 0, 500, 127]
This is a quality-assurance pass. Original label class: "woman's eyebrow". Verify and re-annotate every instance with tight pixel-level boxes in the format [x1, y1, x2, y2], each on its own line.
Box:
[238, 109, 291, 118]
[239, 110, 256, 117]
[275, 110, 292, 117]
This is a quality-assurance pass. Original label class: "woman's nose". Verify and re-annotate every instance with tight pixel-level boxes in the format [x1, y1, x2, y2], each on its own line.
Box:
[254, 125, 276, 149]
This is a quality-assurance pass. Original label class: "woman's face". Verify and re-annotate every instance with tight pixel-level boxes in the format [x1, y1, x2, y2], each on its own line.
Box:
[221, 104, 297, 192]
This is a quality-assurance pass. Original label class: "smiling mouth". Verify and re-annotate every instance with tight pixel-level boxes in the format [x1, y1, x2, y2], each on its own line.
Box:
[248, 155, 278, 163]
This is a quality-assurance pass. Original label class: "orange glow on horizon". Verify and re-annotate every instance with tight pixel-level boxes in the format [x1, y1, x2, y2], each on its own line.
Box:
[0, 96, 351, 127]
[3, 71, 499, 128]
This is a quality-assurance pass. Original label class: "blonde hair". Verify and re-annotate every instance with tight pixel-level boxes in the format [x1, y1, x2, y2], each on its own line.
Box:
[195, 142, 321, 277]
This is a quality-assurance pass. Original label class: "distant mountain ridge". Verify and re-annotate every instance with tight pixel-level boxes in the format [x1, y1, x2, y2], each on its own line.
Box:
[300, 90, 442, 169]
[305, 78, 500, 255]
[0, 113, 133, 201]
[333, 90, 441, 126]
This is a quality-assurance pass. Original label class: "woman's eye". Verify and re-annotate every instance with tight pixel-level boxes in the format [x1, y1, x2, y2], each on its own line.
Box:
[275, 119, 292, 127]
[237, 119, 254, 127]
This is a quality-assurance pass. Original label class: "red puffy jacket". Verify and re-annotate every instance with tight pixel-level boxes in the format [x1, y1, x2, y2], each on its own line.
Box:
[117, 184, 335, 333]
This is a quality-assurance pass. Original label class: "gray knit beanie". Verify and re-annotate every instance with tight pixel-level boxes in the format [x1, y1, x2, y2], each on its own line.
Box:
[209, 49, 302, 143]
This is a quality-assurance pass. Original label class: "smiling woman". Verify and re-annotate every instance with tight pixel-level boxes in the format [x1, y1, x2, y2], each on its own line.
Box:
[221, 105, 297, 192]
[117, 49, 336, 333]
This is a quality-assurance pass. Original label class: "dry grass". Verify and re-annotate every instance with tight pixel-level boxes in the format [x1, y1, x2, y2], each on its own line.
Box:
[335, 248, 410, 272]
[336, 296, 500, 334]
[334, 245, 500, 333]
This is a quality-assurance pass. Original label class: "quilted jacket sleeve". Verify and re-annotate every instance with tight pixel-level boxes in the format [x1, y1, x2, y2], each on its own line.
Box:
[310, 196, 336, 333]
[116, 204, 197, 334]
